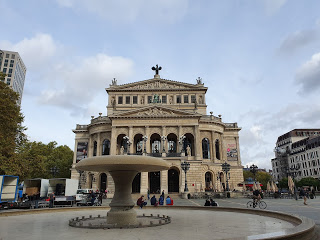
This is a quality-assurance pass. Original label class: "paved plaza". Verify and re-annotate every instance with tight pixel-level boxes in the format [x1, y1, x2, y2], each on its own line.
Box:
[0, 196, 319, 240]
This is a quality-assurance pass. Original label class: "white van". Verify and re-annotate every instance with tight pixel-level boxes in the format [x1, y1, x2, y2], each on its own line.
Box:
[76, 189, 93, 201]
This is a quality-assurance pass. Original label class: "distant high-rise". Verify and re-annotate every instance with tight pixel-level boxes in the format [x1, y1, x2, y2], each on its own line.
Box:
[0, 50, 27, 105]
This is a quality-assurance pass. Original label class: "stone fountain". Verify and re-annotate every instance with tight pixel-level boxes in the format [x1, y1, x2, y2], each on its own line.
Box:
[74, 155, 170, 227]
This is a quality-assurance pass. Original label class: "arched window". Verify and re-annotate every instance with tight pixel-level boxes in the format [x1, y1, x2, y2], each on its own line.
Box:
[93, 141, 97, 156]
[167, 133, 177, 153]
[202, 138, 210, 159]
[134, 134, 143, 154]
[102, 139, 110, 155]
[205, 172, 212, 190]
[150, 133, 161, 155]
[215, 139, 220, 160]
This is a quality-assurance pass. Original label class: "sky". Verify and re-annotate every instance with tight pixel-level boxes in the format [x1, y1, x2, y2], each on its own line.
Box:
[1, 0, 320, 170]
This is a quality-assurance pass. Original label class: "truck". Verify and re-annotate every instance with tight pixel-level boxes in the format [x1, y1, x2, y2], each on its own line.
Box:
[48, 178, 79, 207]
[0, 175, 19, 209]
[23, 178, 49, 198]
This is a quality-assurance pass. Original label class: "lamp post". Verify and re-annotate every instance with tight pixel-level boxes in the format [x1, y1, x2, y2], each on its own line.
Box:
[142, 135, 148, 153]
[221, 162, 231, 192]
[161, 136, 167, 153]
[50, 166, 59, 178]
[181, 161, 190, 192]
[250, 164, 258, 181]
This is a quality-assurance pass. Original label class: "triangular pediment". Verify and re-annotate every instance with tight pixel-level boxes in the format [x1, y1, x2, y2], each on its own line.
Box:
[109, 106, 201, 118]
[107, 78, 207, 92]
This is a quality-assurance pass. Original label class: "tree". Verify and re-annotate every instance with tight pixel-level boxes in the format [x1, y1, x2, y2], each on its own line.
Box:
[278, 177, 288, 190]
[0, 79, 27, 174]
[256, 171, 272, 190]
[243, 170, 254, 181]
[296, 177, 320, 188]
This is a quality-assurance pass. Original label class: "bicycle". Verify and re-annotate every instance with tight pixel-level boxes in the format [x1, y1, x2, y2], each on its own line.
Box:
[247, 199, 267, 209]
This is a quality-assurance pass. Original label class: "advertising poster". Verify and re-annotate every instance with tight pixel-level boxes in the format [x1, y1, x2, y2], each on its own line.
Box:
[227, 143, 238, 161]
[76, 142, 88, 163]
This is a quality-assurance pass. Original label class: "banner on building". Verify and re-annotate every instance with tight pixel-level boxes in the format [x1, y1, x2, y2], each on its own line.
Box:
[227, 143, 238, 161]
[76, 142, 88, 163]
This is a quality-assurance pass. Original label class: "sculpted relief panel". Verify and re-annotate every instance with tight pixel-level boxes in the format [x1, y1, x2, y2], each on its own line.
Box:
[135, 108, 175, 117]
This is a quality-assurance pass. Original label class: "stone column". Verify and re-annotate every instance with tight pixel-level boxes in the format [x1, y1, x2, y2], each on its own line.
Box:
[97, 132, 101, 156]
[140, 172, 148, 194]
[194, 125, 201, 160]
[88, 135, 93, 157]
[145, 126, 150, 153]
[160, 170, 168, 194]
[162, 126, 167, 153]
[211, 131, 216, 163]
[110, 126, 117, 155]
[129, 126, 133, 154]
[178, 126, 183, 153]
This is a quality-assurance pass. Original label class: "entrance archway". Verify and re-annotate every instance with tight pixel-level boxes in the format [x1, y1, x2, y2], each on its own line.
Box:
[167, 133, 177, 154]
[132, 172, 141, 193]
[149, 171, 160, 194]
[150, 133, 161, 154]
[205, 172, 212, 191]
[100, 173, 107, 192]
[134, 134, 143, 154]
[168, 168, 179, 193]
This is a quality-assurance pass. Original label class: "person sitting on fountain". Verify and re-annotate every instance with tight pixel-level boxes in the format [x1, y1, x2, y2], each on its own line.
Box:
[210, 198, 219, 206]
[137, 195, 147, 208]
[150, 195, 158, 207]
[204, 199, 210, 206]
[159, 195, 164, 205]
[166, 196, 173, 205]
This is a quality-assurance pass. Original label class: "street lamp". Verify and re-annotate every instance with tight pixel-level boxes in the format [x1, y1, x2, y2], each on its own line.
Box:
[142, 135, 148, 153]
[181, 161, 190, 192]
[50, 166, 59, 178]
[222, 162, 231, 192]
[161, 135, 167, 153]
[250, 164, 258, 181]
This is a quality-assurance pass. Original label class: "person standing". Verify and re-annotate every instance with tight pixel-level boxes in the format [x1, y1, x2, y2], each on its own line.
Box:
[147, 189, 150, 200]
[161, 190, 164, 199]
[49, 192, 55, 208]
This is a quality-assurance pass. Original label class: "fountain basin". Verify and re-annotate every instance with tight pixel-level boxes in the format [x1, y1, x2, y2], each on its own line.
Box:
[75, 155, 170, 226]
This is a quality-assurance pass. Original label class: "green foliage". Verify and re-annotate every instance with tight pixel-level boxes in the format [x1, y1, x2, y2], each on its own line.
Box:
[1, 141, 73, 180]
[256, 171, 272, 190]
[278, 177, 288, 189]
[243, 170, 254, 181]
[0, 80, 27, 175]
[296, 177, 320, 188]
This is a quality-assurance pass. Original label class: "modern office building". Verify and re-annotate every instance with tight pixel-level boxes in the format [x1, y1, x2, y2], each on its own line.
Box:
[0, 50, 27, 105]
[71, 66, 244, 195]
[271, 129, 320, 181]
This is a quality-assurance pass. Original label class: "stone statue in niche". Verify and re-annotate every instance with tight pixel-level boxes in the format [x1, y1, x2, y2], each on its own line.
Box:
[111, 97, 116, 109]
[141, 96, 145, 104]
[169, 96, 173, 104]
[198, 95, 203, 104]
[186, 145, 191, 156]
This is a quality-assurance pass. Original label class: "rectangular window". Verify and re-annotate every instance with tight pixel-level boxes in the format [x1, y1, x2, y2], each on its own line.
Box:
[3, 68, 7, 73]
[11, 54, 15, 59]
[118, 96, 123, 104]
[162, 96, 167, 103]
[126, 96, 130, 104]
[9, 64, 13, 67]
[4, 59, 8, 63]
[5, 54, 9, 58]
[133, 96, 137, 104]
[9, 69, 12, 73]
[4, 63, 7, 67]
[10, 60, 14, 63]
[191, 95, 196, 103]
[176, 95, 181, 103]
[8, 74, 11, 77]
[148, 96, 152, 103]
[184, 95, 189, 103]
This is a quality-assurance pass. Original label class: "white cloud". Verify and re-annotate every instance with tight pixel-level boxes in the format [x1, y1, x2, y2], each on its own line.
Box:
[0, 33, 60, 71]
[263, 0, 287, 15]
[56, 0, 188, 23]
[295, 52, 320, 93]
[38, 53, 134, 115]
[278, 30, 319, 55]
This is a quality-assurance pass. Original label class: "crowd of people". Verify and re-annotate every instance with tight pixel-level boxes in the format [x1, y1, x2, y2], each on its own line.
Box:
[137, 191, 174, 208]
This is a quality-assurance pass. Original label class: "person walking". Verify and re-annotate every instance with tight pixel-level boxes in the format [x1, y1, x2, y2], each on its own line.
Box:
[300, 188, 308, 205]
